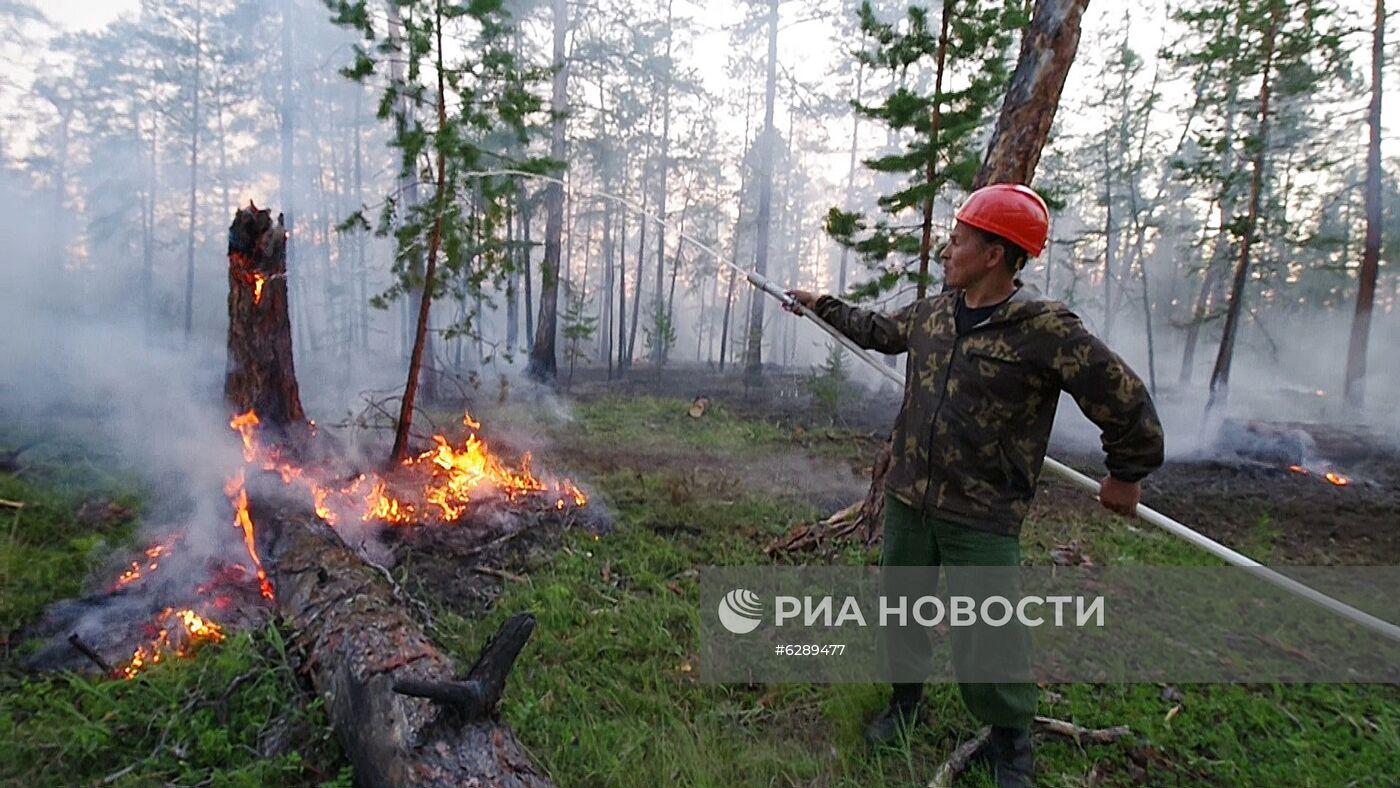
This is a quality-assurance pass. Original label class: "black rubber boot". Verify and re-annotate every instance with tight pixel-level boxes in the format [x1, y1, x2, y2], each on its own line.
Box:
[988, 726, 1035, 788]
[863, 684, 924, 745]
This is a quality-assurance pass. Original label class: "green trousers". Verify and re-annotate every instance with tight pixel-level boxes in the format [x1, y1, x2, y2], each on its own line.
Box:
[879, 493, 1036, 730]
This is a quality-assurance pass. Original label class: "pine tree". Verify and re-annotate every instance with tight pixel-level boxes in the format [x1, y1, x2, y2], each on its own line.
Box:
[825, 0, 1027, 303]
[327, 0, 547, 459]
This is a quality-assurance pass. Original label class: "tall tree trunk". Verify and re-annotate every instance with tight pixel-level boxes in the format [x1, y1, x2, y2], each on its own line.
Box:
[661, 187, 691, 366]
[719, 265, 737, 372]
[391, 3, 451, 463]
[1206, 4, 1280, 417]
[522, 188, 535, 349]
[1101, 138, 1115, 341]
[838, 34, 867, 294]
[385, 2, 433, 399]
[973, 0, 1089, 188]
[916, 0, 952, 299]
[562, 174, 575, 289]
[1344, 0, 1385, 408]
[651, 0, 675, 364]
[744, 0, 780, 378]
[1180, 72, 1240, 384]
[616, 163, 628, 375]
[1124, 59, 1166, 396]
[506, 197, 519, 351]
[625, 102, 661, 370]
[719, 89, 754, 373]
[625, 214, 646, 366]
[183, 5, 203, 341]
[526, 0, 570, 383]
[600, 194, 614, 370]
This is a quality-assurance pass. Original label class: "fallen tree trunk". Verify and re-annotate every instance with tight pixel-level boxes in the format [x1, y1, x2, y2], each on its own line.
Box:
[250, 494, 553, 788]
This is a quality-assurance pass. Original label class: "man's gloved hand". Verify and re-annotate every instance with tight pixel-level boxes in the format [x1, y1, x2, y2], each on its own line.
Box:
[1098, 475, 1141, 517]
[784, 289, 818, 315]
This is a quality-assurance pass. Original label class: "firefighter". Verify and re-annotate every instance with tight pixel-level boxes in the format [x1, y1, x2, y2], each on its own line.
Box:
[785, 184, 1164, 788]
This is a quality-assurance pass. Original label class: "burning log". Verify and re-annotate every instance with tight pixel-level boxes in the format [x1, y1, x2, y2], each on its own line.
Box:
[225, 203, 305, 433]
[250, 493, 553, 788]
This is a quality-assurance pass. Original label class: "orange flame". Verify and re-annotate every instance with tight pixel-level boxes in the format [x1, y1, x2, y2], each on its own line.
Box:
[120, 607, 226, 680]
[225, 469, 273, 599]
[111, 535, 181, 590]
[113, 406, 584, 680]
[289, 411, 586, 526]
[1287, 464, 1350, 488]
[252, 274, 266, 304]
[230, 410, 260, 462]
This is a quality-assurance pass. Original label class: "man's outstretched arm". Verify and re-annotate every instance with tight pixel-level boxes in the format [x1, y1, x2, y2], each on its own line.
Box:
[785, 290, 914, 355]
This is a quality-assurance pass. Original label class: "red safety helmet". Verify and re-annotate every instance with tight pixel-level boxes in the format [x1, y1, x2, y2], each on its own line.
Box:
[954, 184, 1050, 257]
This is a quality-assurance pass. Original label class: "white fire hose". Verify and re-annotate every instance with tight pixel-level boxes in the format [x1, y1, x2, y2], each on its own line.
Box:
[464, 168, 1400, 644]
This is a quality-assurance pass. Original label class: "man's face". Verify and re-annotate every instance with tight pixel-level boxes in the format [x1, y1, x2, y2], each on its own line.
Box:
[940, 221, 1001, 290]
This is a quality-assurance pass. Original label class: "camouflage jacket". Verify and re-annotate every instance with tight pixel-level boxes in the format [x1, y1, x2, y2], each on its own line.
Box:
[815, 284, 1164, 536]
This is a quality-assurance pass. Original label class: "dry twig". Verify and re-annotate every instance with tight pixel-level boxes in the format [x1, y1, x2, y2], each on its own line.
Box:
[927, 717, 1132, 787]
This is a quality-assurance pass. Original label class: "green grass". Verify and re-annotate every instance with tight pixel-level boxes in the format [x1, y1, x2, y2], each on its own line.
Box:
[3, 397, 1398, 787]
[481, 394, 794, 455]
[429, 395, 1400, 787]
[0, 627, 346, 787]
[0, 472, 143, 640]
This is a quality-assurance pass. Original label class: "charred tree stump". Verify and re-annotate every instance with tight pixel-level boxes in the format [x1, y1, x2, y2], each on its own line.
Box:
[250, 496, 553, 788]
[770, 0, 1089, 555]
[225, 202, 305, 430]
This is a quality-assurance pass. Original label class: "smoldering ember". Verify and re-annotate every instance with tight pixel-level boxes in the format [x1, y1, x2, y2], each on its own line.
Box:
[1, 1, 1397, 787]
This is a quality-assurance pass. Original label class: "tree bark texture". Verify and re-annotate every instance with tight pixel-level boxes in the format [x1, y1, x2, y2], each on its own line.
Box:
[743, 0, 780, 378]
[1207, 4, 1280, 414]
[248, 498, 552, 788]
[1179, 73, 1240, 385]
[527, 0, 569, 383]
[1344, 0, 1385, 408]
[974, 0, 1089, 189]
[184, 3, 203, 340]
[391, 6, 451, 463]
[916, 1, 952, 299]
[652, 0, 675, 365]
[225, 203, 305, 429]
